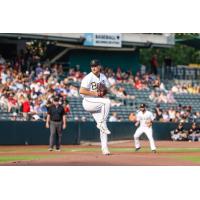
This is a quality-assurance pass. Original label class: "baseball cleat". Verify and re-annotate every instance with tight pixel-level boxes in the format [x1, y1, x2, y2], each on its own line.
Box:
[152, 150, 157, 153]
[48, 148, 53, 151]
[55, 149, 61, 152]
[97, 122, 111, 134]
[102, 148, 111, 155]
[135, 147, 141, 152]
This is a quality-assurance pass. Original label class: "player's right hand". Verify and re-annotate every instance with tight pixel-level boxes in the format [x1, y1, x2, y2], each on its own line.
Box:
[93, 91, 99, 97]
[135, 121, 139, 127]
[46, 123, 49, 128]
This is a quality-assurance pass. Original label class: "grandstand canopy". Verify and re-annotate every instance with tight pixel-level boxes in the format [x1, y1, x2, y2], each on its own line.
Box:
[0, 33, 175, 49]
[176, 35, 200, 49]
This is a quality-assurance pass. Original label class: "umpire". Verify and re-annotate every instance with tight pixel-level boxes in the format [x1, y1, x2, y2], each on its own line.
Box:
[46, 96, 66, 151]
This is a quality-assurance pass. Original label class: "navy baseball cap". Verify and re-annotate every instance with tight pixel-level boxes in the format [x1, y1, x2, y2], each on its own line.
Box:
[90, 59, 100, 67]
[53, 96, 60, 102]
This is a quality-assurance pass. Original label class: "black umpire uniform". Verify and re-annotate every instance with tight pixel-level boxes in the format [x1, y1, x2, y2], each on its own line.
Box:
[46, 96, 66, 151]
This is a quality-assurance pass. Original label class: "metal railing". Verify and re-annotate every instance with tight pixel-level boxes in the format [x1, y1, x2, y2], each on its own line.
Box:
[160, 65, 200, 81]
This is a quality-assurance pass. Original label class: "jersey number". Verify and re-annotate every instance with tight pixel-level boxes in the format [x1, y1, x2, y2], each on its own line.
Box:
[91, 82, 97, 90]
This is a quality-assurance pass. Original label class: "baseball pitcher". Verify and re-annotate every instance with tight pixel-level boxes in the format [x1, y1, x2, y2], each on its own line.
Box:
[79, 59, 111, 155]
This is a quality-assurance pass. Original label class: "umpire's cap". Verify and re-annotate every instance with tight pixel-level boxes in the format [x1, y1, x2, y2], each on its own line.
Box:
[53, 96, 60, 102]
[140, 103, 146, 108]
[90, 59, 101, 67]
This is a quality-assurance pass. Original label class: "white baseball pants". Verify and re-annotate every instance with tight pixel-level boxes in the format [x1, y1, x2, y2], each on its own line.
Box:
[82, 97, 111, 151]
[134, 126, 156, 150]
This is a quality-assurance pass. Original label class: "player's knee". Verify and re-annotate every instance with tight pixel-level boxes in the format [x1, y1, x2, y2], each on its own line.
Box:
[134, 134, 138, 139]
[105, 98, 111, 105]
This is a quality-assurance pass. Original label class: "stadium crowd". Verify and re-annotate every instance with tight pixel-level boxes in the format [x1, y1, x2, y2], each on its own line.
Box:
[0, 53, 72, 121]
[171, 81, 200, 94]
[1, 52, 200, 123]
[153, 104, 200, 123]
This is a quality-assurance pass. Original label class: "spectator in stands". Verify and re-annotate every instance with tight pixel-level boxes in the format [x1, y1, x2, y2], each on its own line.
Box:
[166, 90, 176, 103]
[11, 112, 17, 121]
[35, 63, 43, 77]
[168, 107, 176, 122]
[157, 92, 168, 103]
[51, 64, 59, 78]
[57, 64, 64, 76]
[0, 54, 6, 64]
[140, 64, 146, 75]
[159, 82, 167, 92]
[162, 111, 170, 122]
[0, 93, 8, 111]
[129, 112, 137, 122]
[30, 99, 43, 121]
[110, 99, 122, 107]
[134, 76, 143, 90]
[74, 69, 84, 82]
[115, 87, 126, 98]
[117, 87, 135, 99]
[171, 84, 179, 93]
[81, 116, 86, 122]
[7, 93, 18, 113]
[127, 74, 134, 85]
[154, 104, 163, 121]
[150, 54, 159, 75]
[174, 111, 182, 122]
[21, 96, 30, 121]
[171, 122, 188, 141]
[152, 77, 160, 90]
[188, 122, 200, 142]
[182, 110, 191, 123]
[109, 112, 121, 122]
[108, 74, 116, 86]
[116, 72, 122, 83]
[1, 69, 8, 84]
[63, 99, 70, 114]
[149, 91, 158, 102]
[193, 112, 200, 123]
[68, 85, 79, 97]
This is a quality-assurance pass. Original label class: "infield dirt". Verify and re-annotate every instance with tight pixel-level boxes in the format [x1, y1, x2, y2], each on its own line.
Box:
[0, 141, 200, 166]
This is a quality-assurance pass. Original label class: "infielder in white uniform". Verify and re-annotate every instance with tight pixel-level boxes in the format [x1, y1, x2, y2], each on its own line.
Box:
[79, 59, 111, 155]
[133, 103, 156, 153]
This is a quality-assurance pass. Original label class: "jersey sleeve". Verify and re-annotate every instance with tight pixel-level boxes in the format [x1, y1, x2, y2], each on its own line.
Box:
[136, 112, 141, 121]
[150, 112, 155, 121]
[80, 76, 90, 89]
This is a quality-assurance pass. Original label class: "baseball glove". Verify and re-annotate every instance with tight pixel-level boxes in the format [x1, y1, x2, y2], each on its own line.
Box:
[97, 83, 107, 97]
[146, 119, 152, 128]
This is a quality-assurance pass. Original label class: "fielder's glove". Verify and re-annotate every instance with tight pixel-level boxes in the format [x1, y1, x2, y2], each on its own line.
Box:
[97, 83, 107, 97]
[146, 119, 152, 128]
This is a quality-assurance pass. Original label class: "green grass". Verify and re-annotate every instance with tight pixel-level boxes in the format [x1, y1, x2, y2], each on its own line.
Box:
[1, 147, 200, 154]
[169, 155, 200, 163]
[0, 155, 63, 163]
[1, 146, 200, 164]
[150, 147, 200, 153]
[66, 147, 200, 153]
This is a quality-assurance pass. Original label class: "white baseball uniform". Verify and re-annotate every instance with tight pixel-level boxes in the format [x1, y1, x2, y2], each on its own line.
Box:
[80, 72, 111, 153]
[134, 110, 156, 150]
